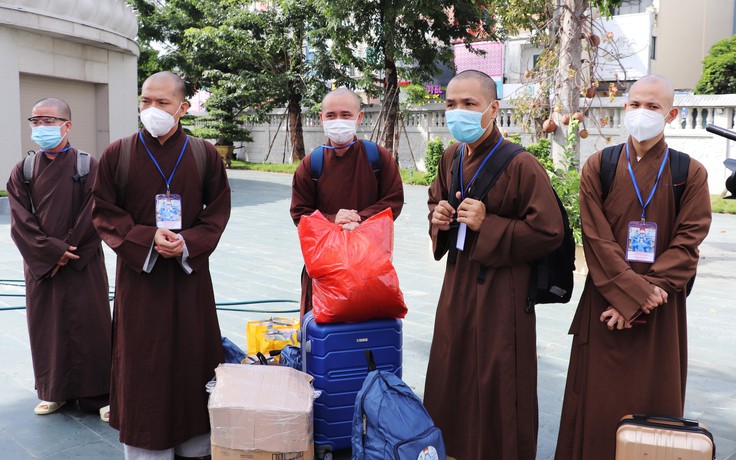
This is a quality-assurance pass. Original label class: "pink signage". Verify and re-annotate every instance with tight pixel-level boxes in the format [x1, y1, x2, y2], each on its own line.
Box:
[453, 41, 504, 77]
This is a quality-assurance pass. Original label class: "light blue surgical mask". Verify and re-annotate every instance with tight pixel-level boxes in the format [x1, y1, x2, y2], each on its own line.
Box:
[31, 125, 65, 150]
[446, 105, 494, 143]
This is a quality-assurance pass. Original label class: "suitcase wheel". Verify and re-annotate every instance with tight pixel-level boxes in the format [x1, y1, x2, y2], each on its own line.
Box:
[315, 445, 332, 460]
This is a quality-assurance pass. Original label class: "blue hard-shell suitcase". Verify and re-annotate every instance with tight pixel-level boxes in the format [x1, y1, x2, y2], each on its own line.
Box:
[299, 311, 402, 460]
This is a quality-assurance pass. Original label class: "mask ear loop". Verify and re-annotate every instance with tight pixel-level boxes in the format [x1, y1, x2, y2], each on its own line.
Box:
[481, 102, 497, 131]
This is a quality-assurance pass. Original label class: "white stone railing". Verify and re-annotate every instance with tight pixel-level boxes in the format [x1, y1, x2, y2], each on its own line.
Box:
[237, 95, 736, 193]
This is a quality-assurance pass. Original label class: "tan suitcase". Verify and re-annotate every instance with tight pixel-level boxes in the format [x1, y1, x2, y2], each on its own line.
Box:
[616, 414, 715, 460]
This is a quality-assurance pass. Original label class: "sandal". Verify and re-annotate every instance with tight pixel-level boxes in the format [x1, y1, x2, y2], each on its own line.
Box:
[99, 405, 110, 423]
[34, 401, 65, 415]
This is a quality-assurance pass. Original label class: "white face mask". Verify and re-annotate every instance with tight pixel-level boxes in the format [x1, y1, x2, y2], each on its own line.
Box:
[323, 119, 358, 145]
[624, 108, 667, 142]
[140, 104, 181, 138]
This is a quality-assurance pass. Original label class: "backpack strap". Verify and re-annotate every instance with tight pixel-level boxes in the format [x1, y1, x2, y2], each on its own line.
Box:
[600, 143, 625, 202]
[309, 141, 381, 182]
[668, 148, 690, 215]
[187, 136, 209, 185]
[23, 153, 36, 185]
[309, 146, 324, 182]
[22, 152, 38, 213]
[363, 141, 381, 178]
[74, 150, 91, 182]
[447, 141, 525, 273]
[114, 134, 135, 206]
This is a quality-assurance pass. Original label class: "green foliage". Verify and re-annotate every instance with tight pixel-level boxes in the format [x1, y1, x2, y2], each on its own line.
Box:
[549, 120, 582, 244]
[509, 135, 554, 172]
[424, 137, 445, 185]
[0, 190, 7, 198]
[711, 195, 736, 214]
[322, 0, 493, 150]
[400, 168, 432, 185]
[404, 84, 431, 107]
[695, 35, 736, 94]
[126, 0, 353, 152]
[229, 161, 297, 173]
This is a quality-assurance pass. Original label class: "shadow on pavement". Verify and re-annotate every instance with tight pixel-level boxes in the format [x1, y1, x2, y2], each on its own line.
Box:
[228, 177, 293, 207]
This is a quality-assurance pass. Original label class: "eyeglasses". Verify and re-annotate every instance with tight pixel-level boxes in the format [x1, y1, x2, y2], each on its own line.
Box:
[28, 116, 68, 127]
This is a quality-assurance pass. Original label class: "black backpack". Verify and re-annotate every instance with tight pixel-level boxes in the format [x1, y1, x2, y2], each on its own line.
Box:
[23, 149, 90, 214]
[599, 144, 695, 295]
[447, 141, 576, 313]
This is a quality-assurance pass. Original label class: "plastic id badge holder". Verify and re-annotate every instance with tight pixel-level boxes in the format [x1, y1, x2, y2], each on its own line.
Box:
[155, 194, 182, 230]
[626, 221, 657, 263]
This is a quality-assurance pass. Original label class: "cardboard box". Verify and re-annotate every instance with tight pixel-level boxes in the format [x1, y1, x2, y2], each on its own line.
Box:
[208, 364, 314, 454]
[211, 443, 313, 460]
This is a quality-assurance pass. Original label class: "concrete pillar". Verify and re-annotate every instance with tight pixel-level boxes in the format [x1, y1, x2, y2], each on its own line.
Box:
[0, 27, 21, 185]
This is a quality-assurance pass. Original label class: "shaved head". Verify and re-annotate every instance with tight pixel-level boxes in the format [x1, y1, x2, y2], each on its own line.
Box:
[451, 70, 498, 102]
[33, 97, 71, 120]
[322, 88, 361, 113]
[630, 75, 675, 107]
[143, 71, 187, 101]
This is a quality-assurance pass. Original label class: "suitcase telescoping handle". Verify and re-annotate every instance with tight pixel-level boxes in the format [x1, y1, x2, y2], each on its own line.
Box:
[631, 414, 699, 427]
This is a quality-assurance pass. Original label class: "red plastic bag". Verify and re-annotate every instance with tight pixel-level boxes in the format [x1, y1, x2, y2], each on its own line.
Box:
[298, 208, 407, 323]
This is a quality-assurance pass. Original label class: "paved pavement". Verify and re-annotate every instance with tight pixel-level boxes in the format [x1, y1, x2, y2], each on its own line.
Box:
[0, 169, 735, 459]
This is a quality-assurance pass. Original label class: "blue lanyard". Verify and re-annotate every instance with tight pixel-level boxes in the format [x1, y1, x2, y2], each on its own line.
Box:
[40, 145, 72, 156]
[322, 140, 358, 150]
[459, 136, 504, 199]
[138, 131, 188, 196]
[625, 143, 669, 222]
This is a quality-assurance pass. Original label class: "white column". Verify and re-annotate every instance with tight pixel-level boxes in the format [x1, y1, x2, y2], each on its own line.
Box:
[107, 51, 139, 145]
[0, 27, 21, 185]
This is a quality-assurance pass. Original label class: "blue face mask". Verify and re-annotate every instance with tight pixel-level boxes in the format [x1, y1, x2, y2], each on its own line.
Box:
[31, 125, 65, 150]
[446, 106, 493, 143]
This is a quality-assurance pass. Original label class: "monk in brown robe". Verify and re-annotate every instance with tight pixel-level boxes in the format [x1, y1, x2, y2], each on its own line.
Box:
[92, 72, 230, 459]
[554, 75, 712, 460]
[290, 88, 404, 315]
[7, 97, 111, 417]
[425, 70, 564, 460]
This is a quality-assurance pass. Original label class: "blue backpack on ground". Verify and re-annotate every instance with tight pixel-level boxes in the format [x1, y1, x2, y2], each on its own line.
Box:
[352, 351, 446, 460]
[309, 140, 381, 181]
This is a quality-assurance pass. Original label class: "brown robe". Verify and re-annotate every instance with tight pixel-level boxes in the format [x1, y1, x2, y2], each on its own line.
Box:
[290, 139, 404, 315]
[7, 147, 111, 403]
[92, 127, 230, 450]
[554, 138, 712, 460]
[424, 127, 564, 460]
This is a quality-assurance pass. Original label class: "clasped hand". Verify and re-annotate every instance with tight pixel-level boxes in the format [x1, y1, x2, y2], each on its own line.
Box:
[432, 191, 486, 232]
[154, 228, 184, 258]
[50, 245, 80, 278]
[336, 209, 361, 231]
[600, 285, 668, 330]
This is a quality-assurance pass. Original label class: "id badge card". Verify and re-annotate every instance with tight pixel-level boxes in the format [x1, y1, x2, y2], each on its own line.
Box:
[626, 221, 657, 263]
[456, 222, 467, 251]
[155, 194, 182, 230]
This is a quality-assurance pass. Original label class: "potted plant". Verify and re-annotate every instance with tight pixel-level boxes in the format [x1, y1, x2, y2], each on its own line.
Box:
[185, 87, 252, 168]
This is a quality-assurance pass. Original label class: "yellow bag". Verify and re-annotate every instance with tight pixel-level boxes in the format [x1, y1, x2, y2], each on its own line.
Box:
[246, 317, 299, 359]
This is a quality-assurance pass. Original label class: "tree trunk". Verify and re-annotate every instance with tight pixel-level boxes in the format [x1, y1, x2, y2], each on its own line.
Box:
[382, 56, 399, 161]
[288, 89, 305, 162]
[552, 0, 588, 167]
